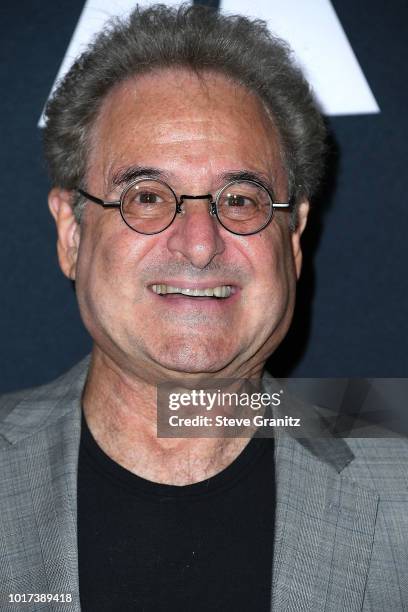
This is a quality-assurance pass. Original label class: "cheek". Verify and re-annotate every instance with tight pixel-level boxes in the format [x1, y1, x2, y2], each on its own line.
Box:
[242, 229, 295, 324]
[75, 223, 148, 314]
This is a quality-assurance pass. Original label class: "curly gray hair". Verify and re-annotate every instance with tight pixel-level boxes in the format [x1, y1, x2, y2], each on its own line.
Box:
[43, 3, 326, 225]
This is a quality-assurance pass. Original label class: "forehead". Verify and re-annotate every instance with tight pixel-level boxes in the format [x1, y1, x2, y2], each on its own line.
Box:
[88, 68, 286, 191]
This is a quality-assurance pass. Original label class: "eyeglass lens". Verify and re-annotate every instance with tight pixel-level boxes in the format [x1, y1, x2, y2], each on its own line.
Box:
[121, 179, 273, 235]
[122, 180, 177, 234]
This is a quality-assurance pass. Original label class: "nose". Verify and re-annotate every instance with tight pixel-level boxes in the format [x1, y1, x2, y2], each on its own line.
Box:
[166, 196, 225, 269]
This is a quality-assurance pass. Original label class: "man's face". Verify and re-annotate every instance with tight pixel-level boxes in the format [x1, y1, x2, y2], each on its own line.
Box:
[50, 69, 308, 381]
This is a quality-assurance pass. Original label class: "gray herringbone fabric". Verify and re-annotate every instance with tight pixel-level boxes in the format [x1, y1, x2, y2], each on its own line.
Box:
[0, 358, 407, 611]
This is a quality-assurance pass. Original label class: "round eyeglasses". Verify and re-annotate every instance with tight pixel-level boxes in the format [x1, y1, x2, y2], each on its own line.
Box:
[78, 177, 292, 236]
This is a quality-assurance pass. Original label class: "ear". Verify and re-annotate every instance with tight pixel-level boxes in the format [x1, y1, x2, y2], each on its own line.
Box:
[48, 188, 80, 280]
[291, 200, 310, 279]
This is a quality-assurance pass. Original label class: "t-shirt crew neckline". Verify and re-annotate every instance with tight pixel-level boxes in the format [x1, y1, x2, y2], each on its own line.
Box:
[80, 408, 273, 500]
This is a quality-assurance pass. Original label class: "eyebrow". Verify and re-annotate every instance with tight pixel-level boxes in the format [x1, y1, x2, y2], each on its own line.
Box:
[221, 170, 277, 197]
[111, 165, 169, 187]
[110, 165, 277, 197]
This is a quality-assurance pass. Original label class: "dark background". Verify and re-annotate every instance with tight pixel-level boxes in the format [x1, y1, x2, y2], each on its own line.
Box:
[0, 0, 407, 394]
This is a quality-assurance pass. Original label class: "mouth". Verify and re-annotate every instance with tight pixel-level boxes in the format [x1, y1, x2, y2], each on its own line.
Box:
[149, 283, 236, 299]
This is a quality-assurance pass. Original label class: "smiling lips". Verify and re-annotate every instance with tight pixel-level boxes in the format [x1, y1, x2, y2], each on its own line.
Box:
[151, 284, 233, 298]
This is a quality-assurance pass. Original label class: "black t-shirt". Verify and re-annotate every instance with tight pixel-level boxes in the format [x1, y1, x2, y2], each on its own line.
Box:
[78, 412, 275, 611]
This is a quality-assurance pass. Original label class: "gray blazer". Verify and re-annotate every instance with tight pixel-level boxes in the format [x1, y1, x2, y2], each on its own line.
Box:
[0, 358, 407, 611]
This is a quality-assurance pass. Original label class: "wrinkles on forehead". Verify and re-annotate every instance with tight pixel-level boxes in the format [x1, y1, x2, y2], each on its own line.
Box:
[85, 68, 288, 200]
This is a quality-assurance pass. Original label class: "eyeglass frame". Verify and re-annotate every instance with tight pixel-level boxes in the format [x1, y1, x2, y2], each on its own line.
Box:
[77, 177, 293, 236]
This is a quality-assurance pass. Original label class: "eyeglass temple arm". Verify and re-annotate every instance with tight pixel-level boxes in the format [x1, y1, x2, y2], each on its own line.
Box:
[273, 194, 296, 209]
[78, 189, 120, 208]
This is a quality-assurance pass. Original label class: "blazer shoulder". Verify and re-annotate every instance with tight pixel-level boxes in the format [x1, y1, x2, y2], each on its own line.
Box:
[0, 374, 71, 419]
[0, 387, 32, 423]
[0, 356, 90, 444]
[343, 436, 408, 494]
[346, 435, 408, 458]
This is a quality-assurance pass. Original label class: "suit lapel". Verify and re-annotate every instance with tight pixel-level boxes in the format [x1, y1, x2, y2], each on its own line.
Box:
[0, 360, 88, 611]
[271, 432, 379, 611]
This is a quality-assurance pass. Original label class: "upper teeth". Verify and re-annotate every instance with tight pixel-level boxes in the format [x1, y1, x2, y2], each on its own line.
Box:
[151, 284, 232, 298]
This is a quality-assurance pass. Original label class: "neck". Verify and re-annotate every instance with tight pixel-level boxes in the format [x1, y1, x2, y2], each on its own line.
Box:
[82, 347, 255, 485]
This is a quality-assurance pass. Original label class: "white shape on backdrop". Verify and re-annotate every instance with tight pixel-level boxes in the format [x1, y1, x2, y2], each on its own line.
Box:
[39, 0, 379, 126]
[221, 0, 379, 115]
[38, 0, 181, 126]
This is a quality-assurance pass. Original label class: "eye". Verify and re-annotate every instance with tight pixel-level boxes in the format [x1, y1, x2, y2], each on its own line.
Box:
[134, 191, 163, 205]
[225, 194, 254, 207]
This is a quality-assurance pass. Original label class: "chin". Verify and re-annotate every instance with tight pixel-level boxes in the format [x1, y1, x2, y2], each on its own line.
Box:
[150, 339, 235, 375]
